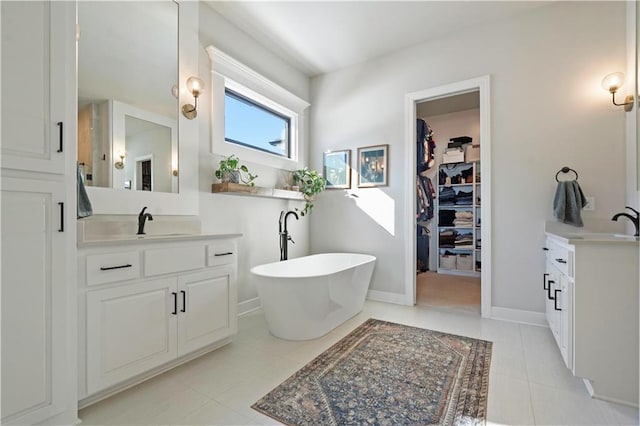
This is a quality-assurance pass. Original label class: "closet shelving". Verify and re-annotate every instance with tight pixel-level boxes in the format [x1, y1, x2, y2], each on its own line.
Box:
[436, 161, 481, 277]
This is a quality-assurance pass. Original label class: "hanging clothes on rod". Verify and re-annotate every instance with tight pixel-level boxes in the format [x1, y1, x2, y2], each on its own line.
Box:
[417, 119, 436, 173]
[417, 175, 435, 221]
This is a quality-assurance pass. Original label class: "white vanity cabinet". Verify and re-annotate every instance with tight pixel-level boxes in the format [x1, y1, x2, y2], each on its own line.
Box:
[543, 231, 639, 406]
[79, 237, 238, 402]
[543, 239, 573, 370]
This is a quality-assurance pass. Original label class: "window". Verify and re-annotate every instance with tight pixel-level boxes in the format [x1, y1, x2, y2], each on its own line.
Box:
[207, 45, 309, 169]
[224, 89, 291, 158]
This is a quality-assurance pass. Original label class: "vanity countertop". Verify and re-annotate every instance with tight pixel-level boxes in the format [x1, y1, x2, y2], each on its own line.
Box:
[78, 232, 242, 248]
[544, 221, 638, 245]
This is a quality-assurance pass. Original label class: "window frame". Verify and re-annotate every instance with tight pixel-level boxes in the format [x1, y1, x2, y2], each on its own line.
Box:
[207, 46, 309, 171]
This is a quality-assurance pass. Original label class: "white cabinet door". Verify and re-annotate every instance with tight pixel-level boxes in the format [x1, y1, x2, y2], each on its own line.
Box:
[86, 278, 178, 394]
[558, 275, 573, 369]
[177, 267, 237, 356]
[1, 178, 67, 425]
[1, 1, 74, 174]
[544, 261, 557, 333]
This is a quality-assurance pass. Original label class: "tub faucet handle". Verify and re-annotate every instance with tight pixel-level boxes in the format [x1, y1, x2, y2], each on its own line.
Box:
[288, 235, 295, 244]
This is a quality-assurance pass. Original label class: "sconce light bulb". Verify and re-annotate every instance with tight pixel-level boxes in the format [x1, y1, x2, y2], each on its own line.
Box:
[602, 72, 625, 93]
[186, 76, 204, 98]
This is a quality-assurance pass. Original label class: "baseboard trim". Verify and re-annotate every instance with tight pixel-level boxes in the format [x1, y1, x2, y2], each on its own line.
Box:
[490, 307, 547, 327]
[238, 297, 262, 317]
[366, 290, 408, 305]
[583, 378, 639, 408]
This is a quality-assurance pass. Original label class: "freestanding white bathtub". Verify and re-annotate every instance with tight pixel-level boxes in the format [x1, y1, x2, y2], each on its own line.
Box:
[250, 253, 376, 340]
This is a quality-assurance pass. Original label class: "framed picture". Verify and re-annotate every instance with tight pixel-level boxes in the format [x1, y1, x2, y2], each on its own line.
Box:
[323, 149, 351, 189]
[357, 144, 388, 187]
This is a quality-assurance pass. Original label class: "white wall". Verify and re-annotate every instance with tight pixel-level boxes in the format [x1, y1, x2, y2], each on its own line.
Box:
[197, 4, 312, 309]
[309, 1, 627, 313]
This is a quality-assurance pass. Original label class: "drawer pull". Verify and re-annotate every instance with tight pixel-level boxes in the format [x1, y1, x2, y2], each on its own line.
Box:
[547, 280, 555, 300]
[214, 252, 233, 257]
[554, 289, 562, 311]
[58, 202, 64, 232]
[99, 264, 132, 271]
[57, 121, 63, 153]
[555, 258, 567, 264]
[542, 247, 549, 251]
[171, 292, 178, 315]
[543, 273, 549, 290]
[180, 290, 186, 313]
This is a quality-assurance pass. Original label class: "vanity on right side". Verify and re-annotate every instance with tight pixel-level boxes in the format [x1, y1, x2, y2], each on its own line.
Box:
[543, 222, 639, 407]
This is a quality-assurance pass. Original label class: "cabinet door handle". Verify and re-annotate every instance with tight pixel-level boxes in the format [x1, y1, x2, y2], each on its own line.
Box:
[56, 121, 63, 153]
[543, 273, 549, 290]
[180, 290, 186, 313]
[555, 258, 567, 264]
[58, 202, 64, 232]
[547, 280, 555, 300]
[99, 264, 132, 271]
[554, 289, 562, 311]
[171, 292, 178, 315]
[542, 247, 549, 251]
[214, 252, 233, 257]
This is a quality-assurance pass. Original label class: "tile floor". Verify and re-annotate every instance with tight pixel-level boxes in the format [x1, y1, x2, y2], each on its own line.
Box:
[79, 301, 639, 425]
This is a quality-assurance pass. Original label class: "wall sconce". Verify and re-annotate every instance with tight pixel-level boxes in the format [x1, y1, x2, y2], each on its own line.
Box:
[182, 76, 204, 119]
[114, 152, 126, 170]
[601, 72, 635, 112]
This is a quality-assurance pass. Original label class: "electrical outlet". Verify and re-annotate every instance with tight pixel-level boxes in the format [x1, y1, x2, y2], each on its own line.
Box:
[584, 197, 595, 211]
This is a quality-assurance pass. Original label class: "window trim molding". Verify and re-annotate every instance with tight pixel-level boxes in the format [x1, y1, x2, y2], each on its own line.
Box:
[206, 46, 309, 170]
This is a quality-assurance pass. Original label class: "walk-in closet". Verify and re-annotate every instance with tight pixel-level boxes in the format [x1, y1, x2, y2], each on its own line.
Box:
[416, 91, 482, 313]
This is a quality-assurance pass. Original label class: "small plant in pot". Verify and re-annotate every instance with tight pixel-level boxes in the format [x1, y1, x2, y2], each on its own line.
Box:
[291, 167, 326, 216]
[214, 154, 258, 186]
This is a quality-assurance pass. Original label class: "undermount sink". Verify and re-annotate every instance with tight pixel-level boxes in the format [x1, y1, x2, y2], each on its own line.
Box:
[78, 218, 204, 245]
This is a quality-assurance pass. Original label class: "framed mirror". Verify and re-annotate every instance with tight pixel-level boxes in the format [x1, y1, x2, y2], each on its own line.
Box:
[77, 1, 178, 193]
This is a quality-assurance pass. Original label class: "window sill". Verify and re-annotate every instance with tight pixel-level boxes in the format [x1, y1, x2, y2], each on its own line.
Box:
[211, 182, 304, 201]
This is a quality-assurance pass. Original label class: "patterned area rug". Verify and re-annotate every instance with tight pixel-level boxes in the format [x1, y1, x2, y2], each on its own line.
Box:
[252, 318, 492, 426]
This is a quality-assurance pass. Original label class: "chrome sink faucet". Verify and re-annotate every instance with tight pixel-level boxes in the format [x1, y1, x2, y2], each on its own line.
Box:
[279, 210, 299, 261]
[611, 206, 639, 237]
[137, 206, 154, 235]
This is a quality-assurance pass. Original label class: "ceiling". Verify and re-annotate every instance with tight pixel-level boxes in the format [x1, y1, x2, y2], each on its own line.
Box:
[205, 1, 552, 77]
[417, 91, 479, 118]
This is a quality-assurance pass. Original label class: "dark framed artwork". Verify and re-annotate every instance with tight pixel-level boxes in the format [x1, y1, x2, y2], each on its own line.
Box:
[323, 149, 351, 189]
[357, 144, 388, 187]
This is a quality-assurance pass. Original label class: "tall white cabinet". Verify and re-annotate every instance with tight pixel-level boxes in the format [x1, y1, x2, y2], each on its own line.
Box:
[1, 1, 77, 424]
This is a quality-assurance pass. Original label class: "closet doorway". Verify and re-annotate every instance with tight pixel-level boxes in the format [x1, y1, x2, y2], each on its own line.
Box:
[404, 76, 491, 317]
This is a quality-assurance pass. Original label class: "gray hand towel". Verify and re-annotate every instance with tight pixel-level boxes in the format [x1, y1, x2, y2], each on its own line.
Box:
[77, 164, 93, 218]
[553, 180, 587, 227]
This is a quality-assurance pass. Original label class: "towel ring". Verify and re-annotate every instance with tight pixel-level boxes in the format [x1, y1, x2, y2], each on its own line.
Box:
[555, 167, 578, 182]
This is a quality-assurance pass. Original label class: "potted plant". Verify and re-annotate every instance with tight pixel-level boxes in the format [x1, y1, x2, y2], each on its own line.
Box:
[214, 155, 258, 186]
[291, 167, 326, 216]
